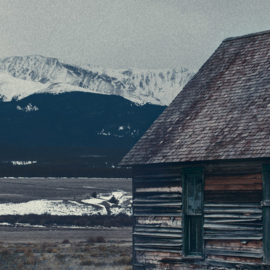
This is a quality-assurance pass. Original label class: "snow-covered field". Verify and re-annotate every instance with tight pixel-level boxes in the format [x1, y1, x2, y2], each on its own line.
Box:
[0, 190, 132, 217]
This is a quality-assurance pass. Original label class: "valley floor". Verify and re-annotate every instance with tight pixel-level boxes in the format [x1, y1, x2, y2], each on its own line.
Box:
[0, 178, 133, 269]
[0, 227, 132, 269]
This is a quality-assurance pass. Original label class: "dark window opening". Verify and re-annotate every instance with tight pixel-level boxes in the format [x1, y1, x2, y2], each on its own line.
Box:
[183, 168, 204, 258]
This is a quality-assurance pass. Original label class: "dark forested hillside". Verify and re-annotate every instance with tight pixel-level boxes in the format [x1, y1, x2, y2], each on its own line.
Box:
[0, 92, 166, 177]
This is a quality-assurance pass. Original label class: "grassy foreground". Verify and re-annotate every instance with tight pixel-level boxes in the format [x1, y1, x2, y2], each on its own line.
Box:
[0, 237, 132, 270]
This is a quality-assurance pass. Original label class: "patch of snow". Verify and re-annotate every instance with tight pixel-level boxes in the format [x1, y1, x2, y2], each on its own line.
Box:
[0, 222, 13, 226]
[82, 198, 104, 204]
[0, 56, 195, 106]
[98, 129, 110, 136]
[15, 223, 45, 228]
[11, 161, 37, 166]
[0, 199, 105, 216]
[0, 189, 132, 217]
[0, 70, 47, 101]
[17, 103, 39, 112]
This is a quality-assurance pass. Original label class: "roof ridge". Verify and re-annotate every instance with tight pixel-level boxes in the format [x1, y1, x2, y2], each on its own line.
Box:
[223, 29, 270, 42]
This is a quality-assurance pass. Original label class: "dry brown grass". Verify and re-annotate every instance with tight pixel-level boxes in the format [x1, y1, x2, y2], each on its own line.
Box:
[0, 239, 132, 269]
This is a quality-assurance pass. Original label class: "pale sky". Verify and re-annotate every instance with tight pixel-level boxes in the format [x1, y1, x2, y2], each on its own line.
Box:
[1, 0, 270, 70]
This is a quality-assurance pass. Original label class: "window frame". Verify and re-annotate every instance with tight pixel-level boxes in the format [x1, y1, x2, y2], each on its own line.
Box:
[262, 164, 270, 265]
[182, 167, 204, 259]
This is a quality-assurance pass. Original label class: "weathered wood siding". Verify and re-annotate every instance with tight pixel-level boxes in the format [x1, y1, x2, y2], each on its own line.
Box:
[133, 165, 183, 270]
[204, 173, 263, 269]
[132, 164, 264, 269]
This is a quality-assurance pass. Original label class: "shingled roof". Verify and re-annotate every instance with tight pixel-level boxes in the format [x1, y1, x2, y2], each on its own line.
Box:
[120, 30, 270, 166]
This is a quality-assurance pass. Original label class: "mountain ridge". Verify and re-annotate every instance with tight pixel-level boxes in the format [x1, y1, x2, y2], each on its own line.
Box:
[0, 55, 195, 105]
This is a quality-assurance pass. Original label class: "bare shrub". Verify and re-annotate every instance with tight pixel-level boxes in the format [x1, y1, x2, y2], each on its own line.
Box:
[113, 256, 132, 265]
[80, 259, 93, 265]
[62, 239, 70, 244]
[56, 253, 65, 259]
[89, 251, 99, 257]
[95, 261, 107, 266]
[96, 236, 105, 243]
[0, 248, 11, 256]
[98, 245, 107, 252]
[87, 236, 105, 243]
[46, 247, 58, 253]
[87, 236, 96, 243]
[109, 195, 119, 205]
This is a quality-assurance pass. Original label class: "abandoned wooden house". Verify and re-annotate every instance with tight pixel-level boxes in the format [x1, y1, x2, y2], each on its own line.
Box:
[120, 30, 270, 269]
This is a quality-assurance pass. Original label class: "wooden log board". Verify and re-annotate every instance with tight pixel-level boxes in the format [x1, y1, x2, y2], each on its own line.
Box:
[204, 207, 262, 214]
[205, 246, 263, 254]
[205, 203, 261, 208]
[134, 197, 182, 202]
[205, 240, 263, 250]
[133, 263, 145, 270]
[205, 178, 262, 185]
[134, 213, 182, 217]
[158, 256, 183, 263]
[136, 186, 182, 193]
[205, 246, 262, 254]
[134, 180, 182, 188]
[134, 227, 182, 233]
[204, 190, 263, 203]
[206, 254, 262, 264]
[135, 173, 181, 179]
[204, 218, 259, 223]
[204, 231, 263, 236]
[135, 247, 182, 253]
[135, 251, 182, 265]
[136, 216, 182, 227]
[133, 232, 182, 238]
[135, 192, 182, 198]
[135, 242, 182, 247]
[205, 248, 263, 258]
[134, 206, 182, 211]
[133, 159, 264, 176]
[204, 235, 262, 240]
[134, 208, 182, 214]
[204, 223, 262, 231]
[205, 184, 262, 191]
[133, 165, 182, 176]
[133, 202, 182, 207]
[205, 173, 262, 181]
[134, 207, 182, 213]
[134, 237, 182, 244]
[134, 198, 182, 202]
[204, 213, 262, 219]
[134, 177, 181, 183]
[205, 259, 262, 269]
[136, 224, 182, 230]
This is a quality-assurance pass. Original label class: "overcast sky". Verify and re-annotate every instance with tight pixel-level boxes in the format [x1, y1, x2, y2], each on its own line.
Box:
[1, 0, 270, 71]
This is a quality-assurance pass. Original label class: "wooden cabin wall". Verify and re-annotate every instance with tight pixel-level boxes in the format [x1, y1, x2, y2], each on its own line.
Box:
[132, 165, 184, 270]
[204, 173, 263, 269]
[132, 162, 265, 270]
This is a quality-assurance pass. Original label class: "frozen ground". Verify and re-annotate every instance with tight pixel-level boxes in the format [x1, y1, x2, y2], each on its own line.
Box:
[0, 190, 132, 217]
[0, 178, 132, 219]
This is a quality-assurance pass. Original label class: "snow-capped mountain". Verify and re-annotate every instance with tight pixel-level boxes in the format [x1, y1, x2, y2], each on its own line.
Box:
[0, 55, 194, 176]
[0, 55, 194, 105]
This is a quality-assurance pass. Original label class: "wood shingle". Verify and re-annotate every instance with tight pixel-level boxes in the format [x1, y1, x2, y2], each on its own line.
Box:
[120, 30, 270, 166]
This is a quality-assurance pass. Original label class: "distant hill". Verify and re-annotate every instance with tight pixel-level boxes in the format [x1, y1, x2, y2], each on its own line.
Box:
[0, 91, 165, 177]
[0, 55, 193, 177]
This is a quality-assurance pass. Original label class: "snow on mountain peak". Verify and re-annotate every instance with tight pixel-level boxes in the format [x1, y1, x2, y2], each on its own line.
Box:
[0, 55, 195, 105]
